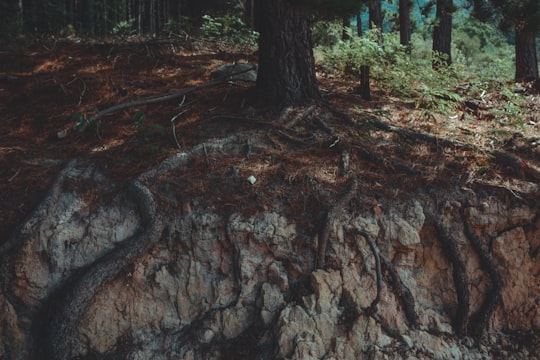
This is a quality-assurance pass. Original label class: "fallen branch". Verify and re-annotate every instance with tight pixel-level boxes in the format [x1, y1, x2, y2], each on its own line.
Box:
[71, 65, 256, 134]
[99, 65, 254, 119]
[461, 208, 503, 338]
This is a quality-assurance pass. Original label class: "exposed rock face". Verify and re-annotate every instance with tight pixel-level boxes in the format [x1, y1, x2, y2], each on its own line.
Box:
[0, 148, 539, 359]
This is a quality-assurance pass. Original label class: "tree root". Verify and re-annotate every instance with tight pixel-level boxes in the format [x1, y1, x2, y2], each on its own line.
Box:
[460, 208, 503, 338]
[44, 179, 164, 359]
[379, 255, 420, 328]
[353, 143, 427, 176]
[363, 117, 540, 182]
[316, 174, 358, 268]
[0, 160, 73, 254]
[352, 228, 382, 315]
[435, 222, 470, 337]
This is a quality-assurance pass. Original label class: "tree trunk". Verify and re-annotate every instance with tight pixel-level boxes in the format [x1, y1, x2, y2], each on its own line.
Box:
[399, 0, 412, 47]
[433, 0, 453, 67]
[358, 0, 383, 101]
[514, 26, 539, 82]
[356, 13, 363, 37]
[255, 0, 320, 107]
[342, 15, 351, 41]
[21, 0, 46, 33]
[0, 0, 23, 36]
[245, 0, 255, 29]
[369, 0, 383, 30]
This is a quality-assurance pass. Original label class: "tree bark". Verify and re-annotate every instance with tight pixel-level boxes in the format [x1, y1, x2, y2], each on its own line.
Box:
[356, 13, 363, 37]
[514, 25, 539, 81]
[0, 0, 23, 36]
[433, 0, 453, 67]
[255, 0, 321, 107]
[342, 15, 351, 41]
[399, 0, 412, 47]
[369, 0, 383, 29]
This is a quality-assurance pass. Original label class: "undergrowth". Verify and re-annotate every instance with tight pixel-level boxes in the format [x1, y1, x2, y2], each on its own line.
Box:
[314, 15, 529, 124]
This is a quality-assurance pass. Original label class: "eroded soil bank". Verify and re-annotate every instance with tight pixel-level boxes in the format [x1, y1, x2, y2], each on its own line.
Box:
[1, 40, 539, 360]
[1, 131, 539, 359]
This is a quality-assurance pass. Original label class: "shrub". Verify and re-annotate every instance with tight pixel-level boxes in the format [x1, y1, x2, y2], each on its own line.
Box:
[199, 14, 258, 50]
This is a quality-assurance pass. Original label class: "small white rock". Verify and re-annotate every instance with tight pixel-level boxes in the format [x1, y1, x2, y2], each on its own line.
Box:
[247, 175, 257, 184]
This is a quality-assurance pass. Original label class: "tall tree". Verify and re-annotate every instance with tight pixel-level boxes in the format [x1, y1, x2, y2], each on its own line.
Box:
[356, 13, 363, 37]
[358, 0, 384, 101]
[399, 0, 412, 47]
[255, 0, 320, 106]
[470, 0, 539, 81]
[432, 0, 455, 66]
[0, 0, 22, 42]
[255, 0, 363, 107]
[368, 0, 383, 30]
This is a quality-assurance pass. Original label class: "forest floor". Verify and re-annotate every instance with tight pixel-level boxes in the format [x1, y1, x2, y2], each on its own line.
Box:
[0, 39, 539, 241]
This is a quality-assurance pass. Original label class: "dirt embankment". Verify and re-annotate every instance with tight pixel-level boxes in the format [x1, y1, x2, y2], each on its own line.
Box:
[1, 40, 539, 359]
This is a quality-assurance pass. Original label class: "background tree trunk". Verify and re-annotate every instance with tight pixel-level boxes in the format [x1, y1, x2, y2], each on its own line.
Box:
[342, 15, 351, 41]
[358, 0, 383, 101]
[0, 0, 22, 37]
[369, 0, 383, 30]
[433, 0, 453, 67]
[356, 13, 363, 37]
[399, 0, 412, 47]
[514, 26, 539, 81]
[255, 0, 320, 107]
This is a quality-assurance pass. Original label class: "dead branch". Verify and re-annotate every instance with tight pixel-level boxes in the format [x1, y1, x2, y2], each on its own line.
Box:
[316, 174, 358, 268]
[461, 208, 503, 338]
[435, 221, 470, 337]
[71, 65, 256, 134]
[379, 254, 420, 328]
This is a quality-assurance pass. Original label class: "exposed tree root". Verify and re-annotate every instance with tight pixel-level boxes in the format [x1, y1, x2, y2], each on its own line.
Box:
[379, 255, 420, 328]
[363, 117, 540, 182]
[460, 208, 503, 338]
[435, 222, 470, 337]
[44, 179, 164, 360]
[353, 143, 428, 176]
[352, 228, 382, 315]
[0, 160, 73, 254]
[316, 174, 358, 268]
